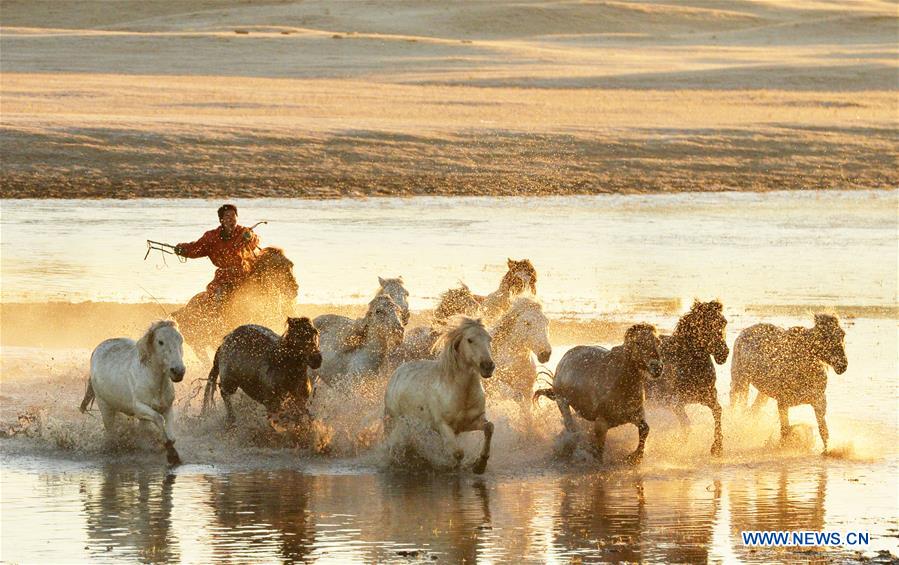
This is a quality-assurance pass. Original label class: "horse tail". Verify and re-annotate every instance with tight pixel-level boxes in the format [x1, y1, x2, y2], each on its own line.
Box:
[202, 349, 221, 414]
[79, 377, 95, 414]
[532, 387, 556, 405]
[729, 338, 750, 411]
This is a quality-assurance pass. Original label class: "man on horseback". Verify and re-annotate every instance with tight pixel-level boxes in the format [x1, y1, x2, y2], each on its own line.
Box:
[174, 204, 260, 319]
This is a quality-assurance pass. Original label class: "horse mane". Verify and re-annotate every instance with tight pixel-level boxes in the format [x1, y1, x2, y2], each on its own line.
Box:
[435, 316, 486, 376]
[137, 319, 178, 365]
[499, 259, 537, 295]
[435, 283, 479, 320]
[674, 299, 723, 339]
[491, 297, 543, 344]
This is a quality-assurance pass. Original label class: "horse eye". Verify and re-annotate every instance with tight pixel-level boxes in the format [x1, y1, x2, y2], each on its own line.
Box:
[157, 340, 164, 346]
[467, 338, 473, 344]
[376, 309, 384, 314]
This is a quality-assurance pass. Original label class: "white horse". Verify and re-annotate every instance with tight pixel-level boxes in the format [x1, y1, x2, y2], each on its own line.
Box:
[79, 320, 186, 465]
[314, 293, 404, 388]
[490, 298, 552, 400]
[385, 317, 496, 474]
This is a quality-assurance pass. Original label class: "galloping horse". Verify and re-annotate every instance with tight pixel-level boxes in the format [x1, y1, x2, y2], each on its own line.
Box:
[731, 314, 847, 453]
[80, 320, 186, 465]
[203, 317, 323, 426]
[435, 259, 538, 324]
[174, 247, 299, 365]
[535, 324, 663, 464]
[646, 300, 729, 456]
[385, 317, 496, 474]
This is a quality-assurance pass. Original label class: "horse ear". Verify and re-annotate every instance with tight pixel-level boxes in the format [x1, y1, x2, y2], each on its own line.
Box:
[378, 276, 386, 287]
[507, 258, 514, 268]
[137, 329, 153, 364]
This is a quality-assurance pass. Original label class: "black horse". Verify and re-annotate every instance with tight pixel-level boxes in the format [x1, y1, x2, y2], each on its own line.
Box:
[203, 317, 322, 425]
[646, 300, 729, 456]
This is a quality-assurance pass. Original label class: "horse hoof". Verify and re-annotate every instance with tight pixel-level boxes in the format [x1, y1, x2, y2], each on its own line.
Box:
[472, 457, 488, 475]
[711, 444, 723, 457]
[167, 451, 182, 466]
[625, 452, 643, 466]
[453, 449, 465, 463]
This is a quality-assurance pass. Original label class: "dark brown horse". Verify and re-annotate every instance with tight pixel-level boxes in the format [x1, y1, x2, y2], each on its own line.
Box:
[731, 314, 847, 453]
[534, 324, 663, 464]
[174, 247, 299, 365]
[646, 300, 729, 456]
[203, 317, 322, 426]
[434, 258, 538, 323]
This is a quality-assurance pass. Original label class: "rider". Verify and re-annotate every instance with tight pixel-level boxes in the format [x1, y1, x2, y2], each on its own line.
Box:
[174, 204, 260, 316]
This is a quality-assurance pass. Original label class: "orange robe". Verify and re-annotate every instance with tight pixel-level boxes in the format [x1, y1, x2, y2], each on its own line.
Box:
[177, 226, 259, 295]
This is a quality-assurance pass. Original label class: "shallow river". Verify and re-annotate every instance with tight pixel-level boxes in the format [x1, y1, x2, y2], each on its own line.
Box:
[1, 192, 897, 563]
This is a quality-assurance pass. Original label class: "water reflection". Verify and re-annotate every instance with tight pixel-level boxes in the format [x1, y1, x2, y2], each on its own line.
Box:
[204, 470, 315, 562]
[0, 457, 892, 563]
[552, 474, 646, 562]
[81, 465, 179, 562]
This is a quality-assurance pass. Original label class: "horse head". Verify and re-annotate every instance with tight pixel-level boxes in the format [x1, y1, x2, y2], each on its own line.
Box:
[285, 317, 322, 370]
[501, 258, 538, 296]
[492, 297, 552, 363]
[624, 323, 662, 379]
[438, 317, 495, 378]
[251, 247, 299, 299]
[378, 276, 410, 325]
[680, 299, 729, 365]
[812, 314, 847, 374]
[137, 320, 186, 382]
[363, 294, 405, 350]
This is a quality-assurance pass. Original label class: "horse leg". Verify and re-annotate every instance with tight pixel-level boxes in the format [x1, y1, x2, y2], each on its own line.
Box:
[626, 419, 649, 465]
[133, 401, 180, 465]
[672, 403, 691, 430]
[161, 406, 181, 465]
[438, 422, 464, 467]
[591, 416, 609, 463]
[469, 417, 494, 475]
[708, 396, 723, 457]
[221, 392, 237, 428]
[777, 401, 791, 445]
[812, 397, 829, 454]
[97, 398, 117, 446]
[557, 398, 577, 434]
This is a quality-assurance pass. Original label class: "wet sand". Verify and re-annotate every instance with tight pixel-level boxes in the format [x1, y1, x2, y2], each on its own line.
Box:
[2, 0, 897, 198]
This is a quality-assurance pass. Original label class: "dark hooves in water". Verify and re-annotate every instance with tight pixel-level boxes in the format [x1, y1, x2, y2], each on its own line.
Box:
[625, 452, 643, 466]
[472, 457, 488, 475]
[711, 443, 723, 457]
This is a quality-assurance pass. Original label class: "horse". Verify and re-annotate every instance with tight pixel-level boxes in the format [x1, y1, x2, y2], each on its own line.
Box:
[202, 317, 322, 426]
[385, 317, 496, 474]
[314, 293, 404, 388]
[730, 314, 848, 453]
[173, 247, 299, 365]
[645, 300, 729, 456]
[377, 276, 410, 326]
[79, 320, 186, 465]
[434, 259, 538, 323]
[534, 323, 662, 464]
[489, 297, 552, 400]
